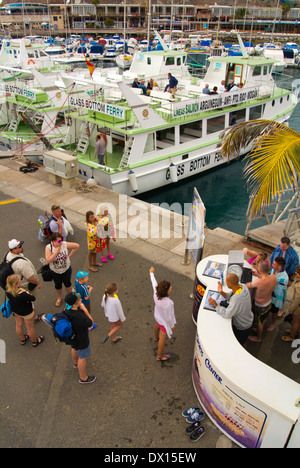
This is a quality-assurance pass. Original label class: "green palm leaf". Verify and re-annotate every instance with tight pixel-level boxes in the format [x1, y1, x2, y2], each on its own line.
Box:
[219, 119, 300, 214]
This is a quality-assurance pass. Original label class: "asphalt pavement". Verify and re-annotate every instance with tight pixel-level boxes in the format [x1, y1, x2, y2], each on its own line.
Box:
[0, 192, 232, 450]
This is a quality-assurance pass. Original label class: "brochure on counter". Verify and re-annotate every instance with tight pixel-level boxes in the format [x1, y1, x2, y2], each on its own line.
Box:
[204, 290, 224, 311]
[203, 260, 226, 280]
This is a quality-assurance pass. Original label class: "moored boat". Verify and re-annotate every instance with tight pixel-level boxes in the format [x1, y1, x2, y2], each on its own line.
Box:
[0, 33, 298, 196]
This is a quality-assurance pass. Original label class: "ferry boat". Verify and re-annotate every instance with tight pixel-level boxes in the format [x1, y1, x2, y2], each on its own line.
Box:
[0, 33, 298, 196]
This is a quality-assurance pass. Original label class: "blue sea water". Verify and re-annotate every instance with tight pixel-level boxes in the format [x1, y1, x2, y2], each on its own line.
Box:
[137, 68, 300, 236]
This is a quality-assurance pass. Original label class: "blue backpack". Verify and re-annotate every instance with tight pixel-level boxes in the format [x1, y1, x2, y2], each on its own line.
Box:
[45, 313, 74, 345]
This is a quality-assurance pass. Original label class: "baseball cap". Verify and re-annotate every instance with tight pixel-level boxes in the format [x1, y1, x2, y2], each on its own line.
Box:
[76, 271, 89, 280]
[64, 292, 79, 310]
[8, 239, 24, 250]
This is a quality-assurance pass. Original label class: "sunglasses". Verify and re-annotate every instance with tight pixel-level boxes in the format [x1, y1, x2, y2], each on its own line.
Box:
[54, 239, 63, 243]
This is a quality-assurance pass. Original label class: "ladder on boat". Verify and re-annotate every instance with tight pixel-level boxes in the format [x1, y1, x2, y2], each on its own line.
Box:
[76, 122, 94, 155]
[119, 136, 133, 168]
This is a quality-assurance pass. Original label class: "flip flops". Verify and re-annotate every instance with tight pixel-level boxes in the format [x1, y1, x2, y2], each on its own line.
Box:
[156, 354, 170, 361]
[112, 336, 122, 343]
[100, 334, 109, 344]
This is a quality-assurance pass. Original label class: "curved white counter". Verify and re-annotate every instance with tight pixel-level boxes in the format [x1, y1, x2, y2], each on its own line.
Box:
[192, 255, 300, 448]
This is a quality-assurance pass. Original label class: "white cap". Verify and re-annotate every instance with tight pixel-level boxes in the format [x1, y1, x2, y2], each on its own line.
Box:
[8, 239, 24, 250]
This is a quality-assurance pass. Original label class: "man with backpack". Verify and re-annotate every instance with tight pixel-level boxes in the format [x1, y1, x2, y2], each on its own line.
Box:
[49, 205, 67, 240]
[5, 239, 42, 292]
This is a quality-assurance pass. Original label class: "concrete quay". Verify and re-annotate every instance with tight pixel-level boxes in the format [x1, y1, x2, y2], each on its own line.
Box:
[0, 156, 272, 279]
[0, 155, 298, 450]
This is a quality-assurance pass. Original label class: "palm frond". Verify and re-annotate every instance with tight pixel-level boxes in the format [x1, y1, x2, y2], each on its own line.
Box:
[219, 119, 300, 214]
[219, 119, 299, 160]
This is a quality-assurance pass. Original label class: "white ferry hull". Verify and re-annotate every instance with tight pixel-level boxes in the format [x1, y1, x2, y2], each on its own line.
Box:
[78, 142, 252, 196]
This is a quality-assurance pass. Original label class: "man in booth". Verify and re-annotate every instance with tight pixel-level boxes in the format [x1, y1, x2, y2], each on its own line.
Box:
[208, 273, 253, 347]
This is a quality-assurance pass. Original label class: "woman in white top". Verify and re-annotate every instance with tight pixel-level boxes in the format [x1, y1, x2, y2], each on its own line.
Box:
[45, 232, 79, 307]
[150, 266, 176, 361]
[100, 283, 126, 344]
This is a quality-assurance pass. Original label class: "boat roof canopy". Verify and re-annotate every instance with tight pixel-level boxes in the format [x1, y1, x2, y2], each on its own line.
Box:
[208, 55, 276, 66]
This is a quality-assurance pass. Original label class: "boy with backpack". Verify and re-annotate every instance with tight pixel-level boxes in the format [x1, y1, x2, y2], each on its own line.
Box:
[64, 292, 96, 384]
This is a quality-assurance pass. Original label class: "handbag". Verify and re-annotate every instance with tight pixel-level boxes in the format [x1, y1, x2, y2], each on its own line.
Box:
[1, 292, 12, 318]
[38, 264, 52, 282]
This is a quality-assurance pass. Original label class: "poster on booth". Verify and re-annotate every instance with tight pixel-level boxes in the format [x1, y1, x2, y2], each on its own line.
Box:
[193, 334, 269, 448]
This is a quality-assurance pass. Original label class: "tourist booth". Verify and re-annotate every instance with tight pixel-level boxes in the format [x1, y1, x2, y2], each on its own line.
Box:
[192, 253, 300, 448]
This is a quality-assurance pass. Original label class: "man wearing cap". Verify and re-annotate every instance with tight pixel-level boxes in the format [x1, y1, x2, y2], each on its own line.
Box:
[6, 239, 42, 292]
[50, 205, 67, 240]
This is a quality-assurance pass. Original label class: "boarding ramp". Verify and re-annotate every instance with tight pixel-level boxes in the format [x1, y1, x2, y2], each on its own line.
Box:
[245, 183, 300, 247]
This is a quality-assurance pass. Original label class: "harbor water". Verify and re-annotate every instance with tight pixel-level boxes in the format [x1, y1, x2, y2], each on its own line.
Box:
[137, 68, 300, 236]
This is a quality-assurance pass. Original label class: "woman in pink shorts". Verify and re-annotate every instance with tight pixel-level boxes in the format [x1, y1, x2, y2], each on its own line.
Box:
[149, 266, 176, 361]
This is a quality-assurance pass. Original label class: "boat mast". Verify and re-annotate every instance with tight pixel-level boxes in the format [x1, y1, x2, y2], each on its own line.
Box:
[123, 0, 126, 54]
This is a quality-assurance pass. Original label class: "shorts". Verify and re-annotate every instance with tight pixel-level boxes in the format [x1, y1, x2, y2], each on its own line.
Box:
[232, 325, 251, 346]
[50, 266, 72, 290]
[271, 304, 280, 315]
[74, 345, 91, 359]
[253, 302, 271, 326]
[14, 311, 35, 320]
[156, 322, 167, 334]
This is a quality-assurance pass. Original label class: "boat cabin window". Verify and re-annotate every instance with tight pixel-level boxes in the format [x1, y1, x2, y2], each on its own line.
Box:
[147, 57, 151, 65]
[263, 65, 268, 76]
[27, 51, 34, 58]
[249, 105, 263, 120]
[253, 66, 262, 76]
[166, 57, 175, 66]
[207, 115, 225, 135]
[230, 108, 246, 125]
[180, 120, 202, 141]
[156, 127, 175, 148]
[177, 57, 181, 66]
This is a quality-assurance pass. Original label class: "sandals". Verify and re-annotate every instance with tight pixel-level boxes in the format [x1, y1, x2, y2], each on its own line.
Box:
[112, 336, 122, 343]
[20, 334, 30, 346]
[34, 314, 43, 324]
[32, 336, 45, 347]
[156, 354, 171, 361]
[281, 335, 297, 342]
[89, 267, 98, 272]
[55, 299, 62, 307]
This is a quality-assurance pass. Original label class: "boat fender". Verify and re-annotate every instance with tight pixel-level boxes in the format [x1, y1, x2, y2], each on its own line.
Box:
[28, 59, 36, 65]
[169, 163, 178, 183]
[86, 176, 97, 185]
[128, 170, 138, 193]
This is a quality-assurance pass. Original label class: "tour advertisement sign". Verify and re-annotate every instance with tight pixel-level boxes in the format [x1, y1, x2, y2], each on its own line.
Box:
[193, 334, 269, 448]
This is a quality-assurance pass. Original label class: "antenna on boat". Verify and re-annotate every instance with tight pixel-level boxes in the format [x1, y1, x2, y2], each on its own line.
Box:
[232, 30, 249, 58]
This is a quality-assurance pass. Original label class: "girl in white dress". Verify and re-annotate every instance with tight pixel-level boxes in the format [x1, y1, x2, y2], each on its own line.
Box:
[150, 266, 176, 361]
[100, 283, 126, 343]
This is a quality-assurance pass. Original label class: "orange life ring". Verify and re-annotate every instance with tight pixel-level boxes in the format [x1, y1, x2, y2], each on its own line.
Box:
[28, 59, 35, 65]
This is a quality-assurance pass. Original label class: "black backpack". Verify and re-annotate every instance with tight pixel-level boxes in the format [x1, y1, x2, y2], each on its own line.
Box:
[0, 253, 26, 290]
